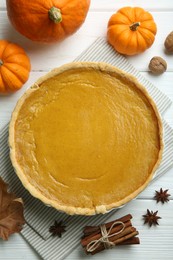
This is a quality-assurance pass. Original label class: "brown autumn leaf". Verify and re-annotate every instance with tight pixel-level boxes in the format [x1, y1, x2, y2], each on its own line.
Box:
[0, 177, 25, 240]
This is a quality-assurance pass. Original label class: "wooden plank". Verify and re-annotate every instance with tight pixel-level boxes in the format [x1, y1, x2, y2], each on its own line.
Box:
[90, 0, 173, 12]
[0, 234, 40, 259]
[1, 0, 173, 11]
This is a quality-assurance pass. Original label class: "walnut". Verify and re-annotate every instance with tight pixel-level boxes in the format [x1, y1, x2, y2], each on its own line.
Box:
[148, 56, 167, 75]
[164, 31, 173, 53]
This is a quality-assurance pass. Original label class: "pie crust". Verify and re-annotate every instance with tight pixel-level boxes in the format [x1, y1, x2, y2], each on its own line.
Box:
[9, 62, 163, 215]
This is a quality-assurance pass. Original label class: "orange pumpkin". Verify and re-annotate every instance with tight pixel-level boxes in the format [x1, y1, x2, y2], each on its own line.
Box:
[107, 7, 157, 55]
[0, 40, 31, 94]
[6, 0, 90, 43]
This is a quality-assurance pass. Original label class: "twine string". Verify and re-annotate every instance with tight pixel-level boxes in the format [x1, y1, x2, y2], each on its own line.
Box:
[86, 221, 125, 252]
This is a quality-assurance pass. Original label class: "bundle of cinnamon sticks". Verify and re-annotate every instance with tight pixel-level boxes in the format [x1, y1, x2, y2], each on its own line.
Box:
[81, 214, 140, 255]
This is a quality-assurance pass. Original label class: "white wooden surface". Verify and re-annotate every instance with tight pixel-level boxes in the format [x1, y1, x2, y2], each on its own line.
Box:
[0, 1, 173, 259]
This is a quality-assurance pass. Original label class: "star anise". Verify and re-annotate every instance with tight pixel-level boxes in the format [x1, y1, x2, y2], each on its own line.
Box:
[143, 209, 161, 227]
[49, 220, 66, 237]
[154, 188, 171, 204]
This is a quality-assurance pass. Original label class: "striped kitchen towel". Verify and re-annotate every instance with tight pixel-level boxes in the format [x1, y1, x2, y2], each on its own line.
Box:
[0, 37, 173, 260]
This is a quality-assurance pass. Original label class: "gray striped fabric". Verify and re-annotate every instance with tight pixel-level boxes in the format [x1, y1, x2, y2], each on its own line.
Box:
[0, 37, 173, 260]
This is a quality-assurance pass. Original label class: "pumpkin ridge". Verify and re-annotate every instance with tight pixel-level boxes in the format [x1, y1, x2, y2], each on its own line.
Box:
[140, 20, 157, 34]
[137, 31, 153, 50]
[136, 32, 147, 53]
[3, 63, 29, 84]
[0, 41, 10, 60]
[108, 22, 129, 27]
[139, 27, 156, 36]
[4, 61, 30, 71]
[4, 54, 31, 70]
[114, 28, 131, 43]
[0, 66, 23, 92]
[107, 27, 124, 46]
[138, 29, 155, 44]
[111, 30, 132, 55]
[4, 62, 30, 73]
[134, 9, 145, 22]
[55, 0, 69, 12]
[140, 18, 154, 23]
[2, 51, 27, 61]
[59, 20, 68, 35]
[108, 27, 129, 50]
[119, 12, 133, 24]
[0, 70, 6, 92]
[121, 32, 135, 54]
[2, 43, 26, 60]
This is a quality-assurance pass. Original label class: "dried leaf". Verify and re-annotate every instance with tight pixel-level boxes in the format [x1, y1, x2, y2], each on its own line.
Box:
[0, 177, 25, 240]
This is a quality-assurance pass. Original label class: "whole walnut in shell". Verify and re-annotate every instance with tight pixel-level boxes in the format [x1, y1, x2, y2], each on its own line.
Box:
[148, 56, 167, 75]
[164, 31, 173, 53]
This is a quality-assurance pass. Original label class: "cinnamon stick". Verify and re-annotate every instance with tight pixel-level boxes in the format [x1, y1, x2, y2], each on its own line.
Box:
[81, 214, 140, 256]
[118, 236, 140, 245]
[87, 231, 138, 255]
[113, 230, 139, 245]
[83, 226, 99, 236]
[85, 236, 140, 255]
[81, 221, 132, 246]
[106, 226, 136, 245]
[85, 226, 136, 255]
[83, 214, 132, 237]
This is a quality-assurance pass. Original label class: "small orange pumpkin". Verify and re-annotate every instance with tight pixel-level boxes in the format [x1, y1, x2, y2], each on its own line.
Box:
[107, 7, 157, 55]
[0, 40, 31, 94]
[6, 0, 90, 43]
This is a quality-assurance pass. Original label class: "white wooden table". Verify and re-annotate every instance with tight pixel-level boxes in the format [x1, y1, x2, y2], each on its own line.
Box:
[1, 1, 173, 259]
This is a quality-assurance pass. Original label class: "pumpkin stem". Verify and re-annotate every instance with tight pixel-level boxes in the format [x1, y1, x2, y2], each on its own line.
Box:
[0, 59, 3, 66]
[48, 7, 62, 24]
[129, 22, 140, 31]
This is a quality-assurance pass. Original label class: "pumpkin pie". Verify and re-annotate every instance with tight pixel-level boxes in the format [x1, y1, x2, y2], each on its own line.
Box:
[9, 62, 163, 215]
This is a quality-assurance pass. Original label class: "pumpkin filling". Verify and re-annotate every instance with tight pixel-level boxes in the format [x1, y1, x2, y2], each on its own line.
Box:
[11, 63, 162, 214]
